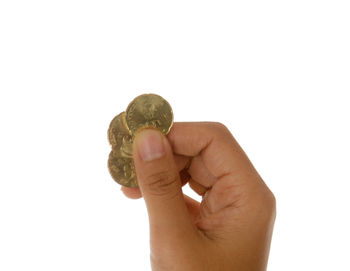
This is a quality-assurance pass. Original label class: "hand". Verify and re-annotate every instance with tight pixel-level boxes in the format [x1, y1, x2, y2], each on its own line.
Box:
[122, 122, 276, 271]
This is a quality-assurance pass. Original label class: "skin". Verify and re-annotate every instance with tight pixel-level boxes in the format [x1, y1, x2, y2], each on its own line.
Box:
[121, 122, 276, 271]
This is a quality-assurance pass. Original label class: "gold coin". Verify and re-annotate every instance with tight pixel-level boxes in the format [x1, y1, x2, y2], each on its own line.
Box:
[107, 151, 138, 187]
[125, 94, 173, 135]
[107, 112, 133, 158]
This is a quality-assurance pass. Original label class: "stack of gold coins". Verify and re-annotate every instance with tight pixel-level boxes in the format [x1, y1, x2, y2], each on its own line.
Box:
[107, 94, 173, 187]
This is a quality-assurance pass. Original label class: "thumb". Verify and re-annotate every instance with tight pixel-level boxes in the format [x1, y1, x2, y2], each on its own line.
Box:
[133, 128, 196, 240]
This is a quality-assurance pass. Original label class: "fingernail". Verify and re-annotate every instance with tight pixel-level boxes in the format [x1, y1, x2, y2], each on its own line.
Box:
[136, 129, 165, 162]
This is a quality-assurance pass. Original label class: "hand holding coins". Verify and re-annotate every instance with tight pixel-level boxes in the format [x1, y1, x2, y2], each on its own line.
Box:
[114, 96, 276, 271]
[107, 94, 173, 187]
[119, 121, 276, 271]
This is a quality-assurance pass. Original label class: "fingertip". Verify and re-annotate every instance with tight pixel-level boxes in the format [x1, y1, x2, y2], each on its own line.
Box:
[121, 186, 142, 199]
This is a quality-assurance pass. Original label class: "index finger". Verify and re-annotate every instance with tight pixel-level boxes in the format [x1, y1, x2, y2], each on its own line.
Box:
[167, 122, 258, 181]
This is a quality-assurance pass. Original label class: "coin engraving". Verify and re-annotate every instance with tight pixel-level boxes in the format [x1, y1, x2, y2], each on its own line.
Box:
[107, 112, 133, 158]
[125, 94, 173, 135]
[107, 94, 173, 187]
[108, 151, 138, 187]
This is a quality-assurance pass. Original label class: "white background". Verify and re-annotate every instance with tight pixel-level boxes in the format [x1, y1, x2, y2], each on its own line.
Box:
[0, 1, 349, 270]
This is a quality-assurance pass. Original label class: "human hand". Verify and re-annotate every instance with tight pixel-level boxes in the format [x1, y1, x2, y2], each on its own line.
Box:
[122, 122, 276, 271]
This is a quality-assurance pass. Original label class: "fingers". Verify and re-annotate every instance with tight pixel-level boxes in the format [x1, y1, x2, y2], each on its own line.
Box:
[124, 122, 262, 227]
[121, 187, 142, 199]
[121, 154, 190, 199]
[133, 129, 197, 243]
[188, 155, 217, 188]
[168, 122, 259, 186]
[168, 122, 264, 221]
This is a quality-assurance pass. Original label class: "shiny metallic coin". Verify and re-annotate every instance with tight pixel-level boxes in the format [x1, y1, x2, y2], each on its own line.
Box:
[107, 112, 133, 158]
[125, 94, 173, 135]
[107, 151, 138, 188]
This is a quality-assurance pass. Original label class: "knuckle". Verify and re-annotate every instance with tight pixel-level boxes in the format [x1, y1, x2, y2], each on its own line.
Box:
[211, 122, 231, 136]
[144, 170, 180, 196]
[258, 189, 277, 221]
[266, 190, 277, 216]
